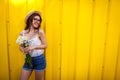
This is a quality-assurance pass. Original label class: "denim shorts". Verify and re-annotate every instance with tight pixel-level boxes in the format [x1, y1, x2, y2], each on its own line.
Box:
[23, 54, 46, 72]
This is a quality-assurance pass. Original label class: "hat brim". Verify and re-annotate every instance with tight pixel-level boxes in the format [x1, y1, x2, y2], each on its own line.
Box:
[25, 10, 41, 23]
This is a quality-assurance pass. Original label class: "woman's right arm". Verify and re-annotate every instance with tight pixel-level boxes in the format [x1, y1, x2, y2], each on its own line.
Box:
[19, 45, 24, 53]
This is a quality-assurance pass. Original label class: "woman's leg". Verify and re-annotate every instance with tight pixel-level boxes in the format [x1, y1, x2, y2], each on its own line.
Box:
[35, 70, 44, 80]
[20, 69, 32, 80]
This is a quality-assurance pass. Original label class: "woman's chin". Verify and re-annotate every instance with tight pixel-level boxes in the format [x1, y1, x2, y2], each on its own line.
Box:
[33, 26, 39, 29]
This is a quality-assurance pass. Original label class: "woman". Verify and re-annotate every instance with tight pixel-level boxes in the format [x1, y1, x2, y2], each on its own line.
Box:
[18, 11, 47, 80]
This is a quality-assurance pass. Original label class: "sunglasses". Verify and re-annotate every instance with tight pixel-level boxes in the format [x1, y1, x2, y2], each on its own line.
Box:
[33, 18, 40, 22]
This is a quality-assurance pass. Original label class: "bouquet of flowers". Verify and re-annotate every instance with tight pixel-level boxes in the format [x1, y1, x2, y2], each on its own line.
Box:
[16, 35, 33, 67]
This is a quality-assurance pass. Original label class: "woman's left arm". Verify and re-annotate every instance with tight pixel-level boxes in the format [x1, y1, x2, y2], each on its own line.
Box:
[37, 30, 47, 49]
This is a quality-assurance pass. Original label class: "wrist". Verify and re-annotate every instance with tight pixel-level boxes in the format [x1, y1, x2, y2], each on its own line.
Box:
[33, 46, 37, 50]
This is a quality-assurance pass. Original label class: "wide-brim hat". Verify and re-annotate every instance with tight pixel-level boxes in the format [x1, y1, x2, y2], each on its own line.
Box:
[25, 10, 42, 23]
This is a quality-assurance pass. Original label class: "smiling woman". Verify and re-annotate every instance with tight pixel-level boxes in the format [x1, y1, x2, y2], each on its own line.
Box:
[1, 0, 120, 80]
[16, 11, 47, 80]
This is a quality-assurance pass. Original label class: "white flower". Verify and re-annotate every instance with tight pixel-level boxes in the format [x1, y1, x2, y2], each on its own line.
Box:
[16, 36, 28, 45]
[16, 35, 33, 67]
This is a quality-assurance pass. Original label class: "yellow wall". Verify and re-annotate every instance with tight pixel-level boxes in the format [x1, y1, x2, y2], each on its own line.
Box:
[0, 0, 120, 80]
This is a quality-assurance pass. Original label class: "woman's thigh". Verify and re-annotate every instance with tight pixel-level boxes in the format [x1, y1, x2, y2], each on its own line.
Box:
[35, 70, 44, 80]
[20, 69, 32, 80]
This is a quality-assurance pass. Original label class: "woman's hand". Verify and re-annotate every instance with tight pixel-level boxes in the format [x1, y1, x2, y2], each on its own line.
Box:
[23, 47, 30, 54]
[19, 46, 29, 54]
[19, 46, 24, 53]
[19, 45, 36, 54]
[28, 46, 36, 51]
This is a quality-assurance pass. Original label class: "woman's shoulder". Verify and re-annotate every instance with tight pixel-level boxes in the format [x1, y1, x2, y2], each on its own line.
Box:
[38, 29, 45, 37]
[39, 29, 45, 34]
[39, 29, 44, 33]
[20, 30, 26, 36]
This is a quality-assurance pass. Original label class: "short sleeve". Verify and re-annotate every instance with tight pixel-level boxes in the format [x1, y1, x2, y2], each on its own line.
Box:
[39, 29, 45, 34]
[20, 30, 25, 36]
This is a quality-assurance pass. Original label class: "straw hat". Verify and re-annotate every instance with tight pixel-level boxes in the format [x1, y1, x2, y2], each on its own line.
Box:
[25, 10, 42, 23]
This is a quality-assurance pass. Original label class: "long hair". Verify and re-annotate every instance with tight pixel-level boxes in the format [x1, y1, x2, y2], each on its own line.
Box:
[25, 12, 42, 32]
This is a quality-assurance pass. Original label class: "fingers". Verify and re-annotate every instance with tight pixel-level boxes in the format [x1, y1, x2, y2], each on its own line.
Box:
[29, 46, 35, 51]
[19, 45, 36, 54]
[19, 46, 30, 54]
[19, 46, 24, 52]
[23, 47, 30, 53]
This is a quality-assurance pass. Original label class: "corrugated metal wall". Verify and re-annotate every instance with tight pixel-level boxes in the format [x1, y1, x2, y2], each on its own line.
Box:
[0, 0, 120, 80]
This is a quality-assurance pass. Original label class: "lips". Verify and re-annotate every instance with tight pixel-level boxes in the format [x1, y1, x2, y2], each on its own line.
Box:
[34, 22, 39, 25]
[33, 22, 39, 27]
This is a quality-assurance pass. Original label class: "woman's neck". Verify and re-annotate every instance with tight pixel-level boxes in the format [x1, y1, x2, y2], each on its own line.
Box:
[29, 26, 38, 33]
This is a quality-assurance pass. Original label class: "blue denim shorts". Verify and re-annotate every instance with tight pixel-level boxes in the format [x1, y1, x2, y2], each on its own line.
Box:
[23, 54, 46, 72]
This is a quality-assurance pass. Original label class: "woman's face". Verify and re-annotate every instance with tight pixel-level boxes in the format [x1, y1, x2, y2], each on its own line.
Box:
[31, 15, 40, 29]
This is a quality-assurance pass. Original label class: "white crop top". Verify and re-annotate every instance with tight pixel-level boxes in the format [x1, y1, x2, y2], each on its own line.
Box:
[21, 30, 44, 57]
[28, 35, 44, 57]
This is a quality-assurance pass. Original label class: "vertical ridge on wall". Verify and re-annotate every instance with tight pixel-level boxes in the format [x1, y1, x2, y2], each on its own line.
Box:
[0, 0, 9, 80]
[43, 1, 47, 80]
[59, 0, 63, 80]
[49, 0, 61, 80]
[103, 0, 120, 79]
[43, 0, 47, 79]
[115, 33, 120, 80]
[113, 0, 120, 80]
[73, 0, 80, 79]
[61, 0, 77, 80]
[75, 0, 93, 80]
[6, 0, 11, 79]
[89, 0, 108, 80]
[43, 0, 53, 79]
[101, 0, 111, 79]
[87, 0, 95, 79]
